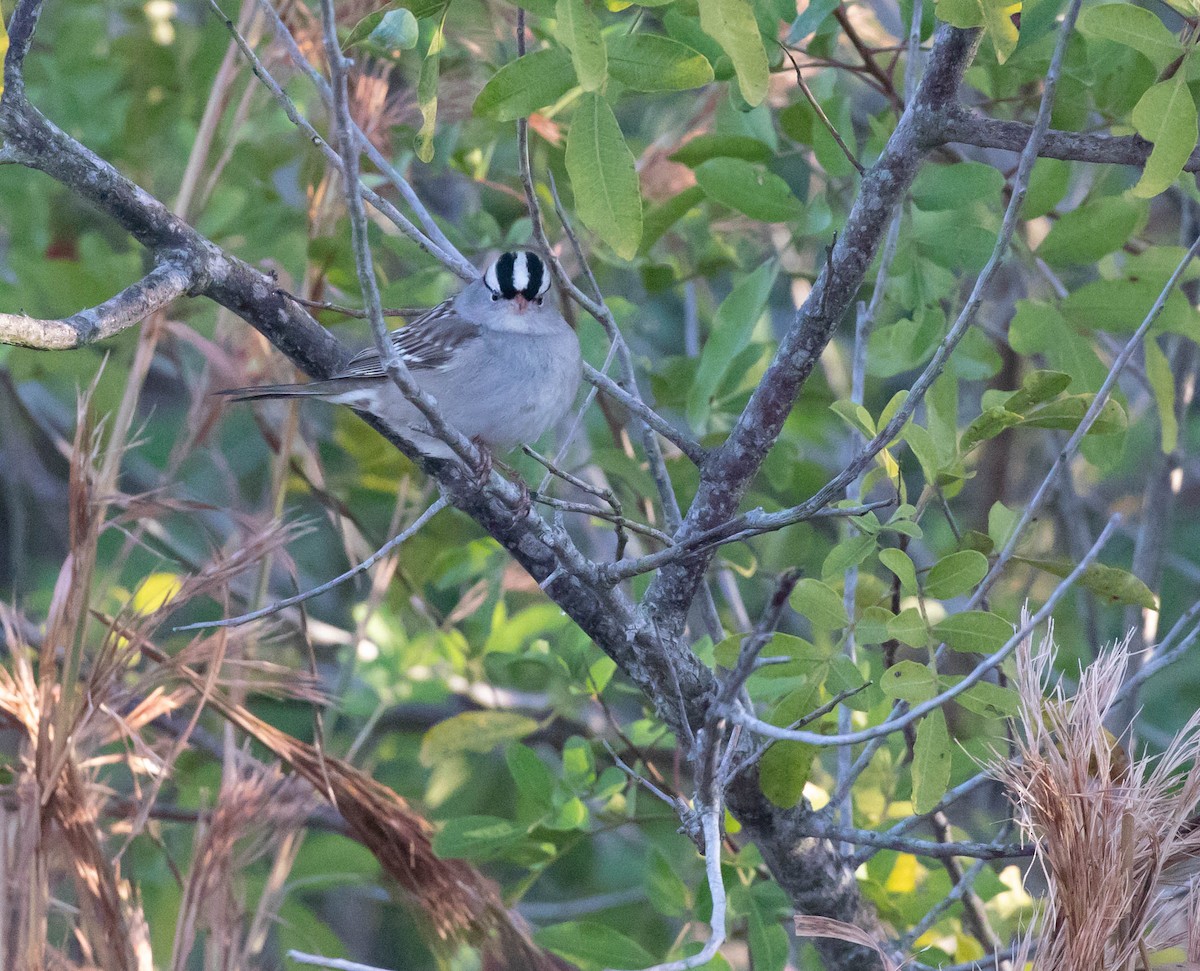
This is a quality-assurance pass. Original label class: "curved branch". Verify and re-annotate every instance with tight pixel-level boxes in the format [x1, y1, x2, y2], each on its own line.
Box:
[0, 261, 193, 349]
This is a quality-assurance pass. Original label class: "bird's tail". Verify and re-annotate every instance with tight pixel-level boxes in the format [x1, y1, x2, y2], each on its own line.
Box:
[217, 379, 349, 402]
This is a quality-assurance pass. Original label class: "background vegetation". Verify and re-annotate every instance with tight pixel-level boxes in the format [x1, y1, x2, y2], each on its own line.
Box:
[1, 0, 1200, 968]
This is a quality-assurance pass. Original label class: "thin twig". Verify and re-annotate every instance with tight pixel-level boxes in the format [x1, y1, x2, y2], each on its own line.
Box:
[173, 497, 449, 631]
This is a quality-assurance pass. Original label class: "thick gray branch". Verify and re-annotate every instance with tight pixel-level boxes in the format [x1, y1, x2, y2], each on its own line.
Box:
[0, 261, 193, 349]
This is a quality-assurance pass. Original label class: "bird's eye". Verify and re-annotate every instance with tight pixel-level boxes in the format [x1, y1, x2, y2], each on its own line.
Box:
[491, 293, 500, 301]
[535, 297, 544, 306]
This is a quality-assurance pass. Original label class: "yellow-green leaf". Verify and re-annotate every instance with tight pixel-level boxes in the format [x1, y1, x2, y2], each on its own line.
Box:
[556, 0, 607, 92]
[565, 92, 643, 259]
[881, 660, 937, 703]
[790, 578, 849, 630]
[913, 709, 951, 813]
[1014, 557, 1159, 611]
[473, 49, 577, 121]
[607, 34, 714, 92]
[933, 611, 1013, 654]
[979, 0, 1020, 63]
[1079, 4, 1181, 71]
[420, 711, 538, 765]
[1132, 74, 1199, 199]
[697, 0, 768, 105]
[415, 16, 446, 162]
[131, 572, 183, 615]
[0, 13, 7, 99]
[1145, 339, 1178, 454]
[925, 550, 988, 600]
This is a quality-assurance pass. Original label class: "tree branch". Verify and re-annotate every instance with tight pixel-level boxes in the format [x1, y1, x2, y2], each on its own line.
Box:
[0, 261, 193, 349]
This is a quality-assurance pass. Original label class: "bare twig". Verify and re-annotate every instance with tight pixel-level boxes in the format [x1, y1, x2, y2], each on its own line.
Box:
[173, 497, 449, 631]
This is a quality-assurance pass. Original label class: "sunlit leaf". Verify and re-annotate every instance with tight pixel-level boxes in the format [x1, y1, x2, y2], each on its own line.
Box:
[697, 0, 769, 104]
[607, 34, 713, 91]
[557, 0, 607, 92]
[1131, 73, 1199, 199]
[473, 49, 577, 121]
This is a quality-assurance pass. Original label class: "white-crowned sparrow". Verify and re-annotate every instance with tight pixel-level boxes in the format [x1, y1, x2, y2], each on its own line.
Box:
[223, 251, 582, 460]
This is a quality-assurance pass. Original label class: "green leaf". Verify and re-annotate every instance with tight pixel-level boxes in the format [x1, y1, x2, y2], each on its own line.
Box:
[507, 744, 555, 809]
[878, 548, 917, 595]
[669, 133, 772, 167]
[881, 660, 937, 703]
[419, 711, 539, 765]
[562, 736, 597, 789]
[1003, 370, 1073, 413]
[822, 532, 877, 580]
[1037, 196, 1146, 266]
[640, 185, 706, 253]
[960, 407, 1023, 454]
[557, 0, 608, 92]
[925, 550, 989, 600]
[888, 607, 930, 648]
[748, 905, 789, 971]
[790, 578, 849, 630]
[933, 611, 1013, 653]
[760, 738, 816, 807]
[903, 423, 942, 485]
[1132, 74, 1199, 199]
[694, 157, 803, 222]
[1018, 394, 1127, 435]
[1014, 557, 1159, 610]
[432, 815, 527, 860]
[1079, 3, 1181, 71]
[414, 16, 446, 162]
[566, 92, 643, 259]
[830, 400, 876, 438]
[953, 680, 1020, 718]
[686, 262, 776, 428]
[1145, 339, 1178, 454]
[536, 922, 656, 971]
[607, 34, 714, 91]
[855, 606, 894, 646]
[356, 8, 420, 56]
[988, 501, 1018, 548]
[646, 850, 691, 918]
[911, 161, 1005, 211]
[697, 0, 769, 105]
[473, 49, 577, 121]
[345, 2, 438, 50]
[912, 709, 951, 814]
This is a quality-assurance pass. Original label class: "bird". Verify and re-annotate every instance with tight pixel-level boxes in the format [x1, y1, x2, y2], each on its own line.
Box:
[222, 251, 582, 462]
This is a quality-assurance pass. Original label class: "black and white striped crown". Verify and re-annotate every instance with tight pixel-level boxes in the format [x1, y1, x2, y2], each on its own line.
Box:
[483, 251, 551, 301]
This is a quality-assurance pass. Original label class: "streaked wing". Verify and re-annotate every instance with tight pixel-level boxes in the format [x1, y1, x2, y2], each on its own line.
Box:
[336, 301, 482, 378]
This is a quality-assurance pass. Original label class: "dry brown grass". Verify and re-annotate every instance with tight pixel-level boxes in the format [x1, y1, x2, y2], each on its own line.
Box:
[0, 385, 573, 969]
[995, 617, 1200, 970]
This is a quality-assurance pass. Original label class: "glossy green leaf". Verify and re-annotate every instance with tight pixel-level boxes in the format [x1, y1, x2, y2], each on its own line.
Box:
[878, 548, 918, 595]
[557, 0, 608, 92]
[607, 34, 714, 91]
[1145, 339, 1178, 454]
[881, 660, 937, 703]
[697, 0, 769, 105]
[694, 157, 803, 222]
[1014, 557, 1159, 610]
[1079, 3, 1181, 71]
[925, 550, 989, 600]
[473, 49, 577, 121]
[1132, 74, 1198, 199]
[686, 262, 776, 428]
[420, 711, 538, 765]
[566, 92, 643, 259]
[912, 710, 951, 813]
[669, 133, 771, 167]
[790, 578, 849, 630]
[361, 8, 420, 55]
[933, 611, 1013, 653]
[345, 1, 442, 50]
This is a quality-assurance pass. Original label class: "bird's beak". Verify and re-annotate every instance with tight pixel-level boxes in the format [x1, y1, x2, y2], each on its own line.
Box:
[513, 295, 530, 313]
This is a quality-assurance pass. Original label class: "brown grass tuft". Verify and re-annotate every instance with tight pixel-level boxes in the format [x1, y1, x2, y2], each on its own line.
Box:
[994, 616, 1200, 970]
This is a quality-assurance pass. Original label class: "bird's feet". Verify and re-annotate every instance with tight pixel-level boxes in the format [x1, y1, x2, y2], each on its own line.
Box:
[468, 435, 494, 484]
